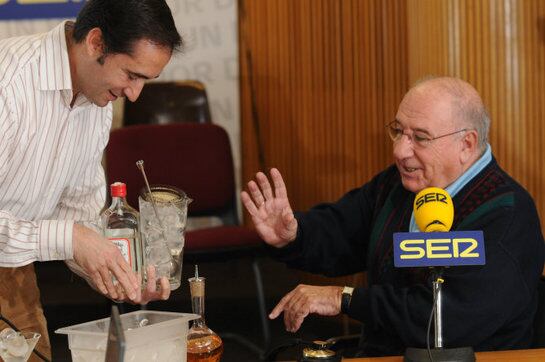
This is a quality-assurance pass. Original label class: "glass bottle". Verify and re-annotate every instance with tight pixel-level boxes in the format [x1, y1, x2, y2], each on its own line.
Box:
[101, 182, 142, 273]
[187, 266, 223, 362]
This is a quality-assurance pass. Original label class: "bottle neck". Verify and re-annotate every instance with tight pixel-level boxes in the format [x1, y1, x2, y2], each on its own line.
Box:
[110, 196, 127, 208]
[191, 295, 206, 327]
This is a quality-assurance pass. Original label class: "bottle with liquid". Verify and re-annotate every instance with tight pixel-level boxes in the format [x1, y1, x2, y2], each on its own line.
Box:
[187, 266, 223, 362]
[101, 182, 142, 273]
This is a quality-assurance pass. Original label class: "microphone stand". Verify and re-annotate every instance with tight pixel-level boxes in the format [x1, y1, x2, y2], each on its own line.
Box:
[404, 267, 475, 362]
[433, 268, 444, 349]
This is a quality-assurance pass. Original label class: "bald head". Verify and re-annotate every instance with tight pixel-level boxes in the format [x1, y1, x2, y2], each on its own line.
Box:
[393, 77, 489, 192]
[409, 77, 490, 152]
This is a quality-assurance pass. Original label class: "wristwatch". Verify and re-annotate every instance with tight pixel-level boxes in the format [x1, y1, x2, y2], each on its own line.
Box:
[341, 286, 354, 314]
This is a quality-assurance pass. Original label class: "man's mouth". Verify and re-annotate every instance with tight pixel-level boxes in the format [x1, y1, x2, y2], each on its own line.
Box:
[403, 165, 419, 173]
[108, 90, 118, 100]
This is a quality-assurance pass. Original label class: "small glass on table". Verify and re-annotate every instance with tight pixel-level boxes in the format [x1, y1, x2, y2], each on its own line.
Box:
[0, 328, 41, 362]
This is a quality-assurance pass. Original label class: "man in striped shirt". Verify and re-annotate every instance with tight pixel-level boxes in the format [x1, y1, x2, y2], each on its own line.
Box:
[0, 0, 182, 359]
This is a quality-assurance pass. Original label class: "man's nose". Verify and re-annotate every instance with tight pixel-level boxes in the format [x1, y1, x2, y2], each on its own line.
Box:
[393, 134, 414, 159]
[124, 80, 145, 102]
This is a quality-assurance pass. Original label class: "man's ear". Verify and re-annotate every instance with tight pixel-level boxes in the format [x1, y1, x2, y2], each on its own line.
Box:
[460, 129, 478, 164]
[84, 27, 104, 59]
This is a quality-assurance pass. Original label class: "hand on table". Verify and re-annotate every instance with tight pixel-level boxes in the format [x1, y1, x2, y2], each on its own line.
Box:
[269, 284, 344, 332]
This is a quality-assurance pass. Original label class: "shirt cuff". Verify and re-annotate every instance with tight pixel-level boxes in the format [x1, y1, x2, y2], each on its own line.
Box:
[38, 220, 74, 261]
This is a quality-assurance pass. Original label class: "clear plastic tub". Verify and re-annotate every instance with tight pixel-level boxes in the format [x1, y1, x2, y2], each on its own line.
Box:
[56, 310, 198, 362]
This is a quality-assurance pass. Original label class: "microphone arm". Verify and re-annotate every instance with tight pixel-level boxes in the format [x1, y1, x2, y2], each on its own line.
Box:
[432, 267, 445, 348]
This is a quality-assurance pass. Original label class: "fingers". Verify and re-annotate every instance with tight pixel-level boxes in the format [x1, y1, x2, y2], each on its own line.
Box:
[93, 252, 138, 302]
[269, 290, 292, 320]
[286, 306, 308, 332]
[109, 257, 138, 301]
[270, 168, 288, 199]
[140, 267, 171, 305]
[98, 266, 118, 300]
[248, 180, 266, 207]
[256, 172, 274, 201]
[158, 277, 171, 300]
[241, 191, 259, 215]
[131, 274, 142, 304]
[144, 265, 157, 295]
[269, 285, 343, 333]
[269, 287, 305, 332]
[72, 225, 139, 302]
[112, 283, 129, 304]
[245, 168, 289, 206]
[91, 270, 108, 295]
[284, 291, 307, 332]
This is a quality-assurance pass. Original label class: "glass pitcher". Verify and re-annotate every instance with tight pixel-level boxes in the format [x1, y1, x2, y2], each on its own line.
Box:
[138, 185, 192, 290]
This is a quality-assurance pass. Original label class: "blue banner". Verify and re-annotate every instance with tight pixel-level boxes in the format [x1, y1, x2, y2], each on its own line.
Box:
[393, 231, 485, 267]
[0, 1, 86, 21]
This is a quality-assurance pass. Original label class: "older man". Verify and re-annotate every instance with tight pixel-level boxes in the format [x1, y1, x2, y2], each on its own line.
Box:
[241, 77, 545, 356]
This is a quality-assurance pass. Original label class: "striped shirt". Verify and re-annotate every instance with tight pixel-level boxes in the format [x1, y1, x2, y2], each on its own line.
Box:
[0, 21, 112, 267]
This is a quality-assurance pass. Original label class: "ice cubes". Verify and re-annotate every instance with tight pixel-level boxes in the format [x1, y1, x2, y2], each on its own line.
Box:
[0, 328, 40, 362]
[147, 242, 172, 278]
[139, 197, 186, 289]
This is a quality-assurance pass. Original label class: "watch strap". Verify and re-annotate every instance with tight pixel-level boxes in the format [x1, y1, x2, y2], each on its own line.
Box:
[341, 286, 354, 314]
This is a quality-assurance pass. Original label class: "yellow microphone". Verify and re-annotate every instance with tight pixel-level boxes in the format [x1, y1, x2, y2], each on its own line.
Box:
[413, 187, 454, 232]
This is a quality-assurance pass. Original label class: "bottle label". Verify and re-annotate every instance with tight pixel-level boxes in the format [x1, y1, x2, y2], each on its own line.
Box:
[106, 228, 136, 268]
[109, 237, 132, 267]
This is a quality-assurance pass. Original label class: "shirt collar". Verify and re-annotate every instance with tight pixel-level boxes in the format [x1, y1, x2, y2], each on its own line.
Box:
[38, 21, 73, 92]
[409, 144, 493, 232]
[444, 143, 492, 197]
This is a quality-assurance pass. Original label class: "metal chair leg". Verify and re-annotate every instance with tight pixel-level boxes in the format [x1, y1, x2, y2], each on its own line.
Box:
[217, 258, 270, 360]
[252, 258, 271, 352]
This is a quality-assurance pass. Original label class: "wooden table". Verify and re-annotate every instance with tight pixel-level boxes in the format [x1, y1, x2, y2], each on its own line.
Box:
[344, 348, 545, 361]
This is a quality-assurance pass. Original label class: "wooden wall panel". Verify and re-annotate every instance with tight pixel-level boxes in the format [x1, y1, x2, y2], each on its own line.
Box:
[240, 0, 408, 212]
[241, 0, 545, 228]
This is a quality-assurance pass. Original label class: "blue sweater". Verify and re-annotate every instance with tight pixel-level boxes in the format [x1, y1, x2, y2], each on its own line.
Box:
[272, 158, 545, 356]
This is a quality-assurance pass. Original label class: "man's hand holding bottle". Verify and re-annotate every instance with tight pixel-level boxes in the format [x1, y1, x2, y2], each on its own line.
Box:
[72, 224, 170, 304]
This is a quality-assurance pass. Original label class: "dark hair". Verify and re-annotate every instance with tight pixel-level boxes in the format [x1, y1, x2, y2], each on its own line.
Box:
[73, 0, 182, 56]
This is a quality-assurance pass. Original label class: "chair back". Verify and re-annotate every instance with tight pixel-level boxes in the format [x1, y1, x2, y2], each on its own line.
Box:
[105, 123, 237, 223]
[123, 80, 212, 126]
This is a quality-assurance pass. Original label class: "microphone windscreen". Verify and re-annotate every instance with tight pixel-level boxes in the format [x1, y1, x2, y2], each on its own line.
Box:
[413, 187, 454, 232]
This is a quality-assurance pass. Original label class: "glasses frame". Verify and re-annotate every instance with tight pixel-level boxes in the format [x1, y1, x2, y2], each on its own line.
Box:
[385, 120, 469, 148]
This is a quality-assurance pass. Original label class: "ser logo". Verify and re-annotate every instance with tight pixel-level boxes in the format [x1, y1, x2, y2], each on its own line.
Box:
[393, 231, 485, 267]
[399, 238, 479, 259]
[415, 192, 448, 210]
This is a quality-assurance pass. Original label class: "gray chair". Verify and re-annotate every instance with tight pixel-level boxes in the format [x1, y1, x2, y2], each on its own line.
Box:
[123, 80, 212, 125]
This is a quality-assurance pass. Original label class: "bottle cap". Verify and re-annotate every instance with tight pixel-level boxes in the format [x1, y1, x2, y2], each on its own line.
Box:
[110, 182, 127, 197]
[188, 265, 205, 297]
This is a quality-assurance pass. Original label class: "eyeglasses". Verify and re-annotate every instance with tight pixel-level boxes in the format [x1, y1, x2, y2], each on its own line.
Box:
[386, 121, 468, 148]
